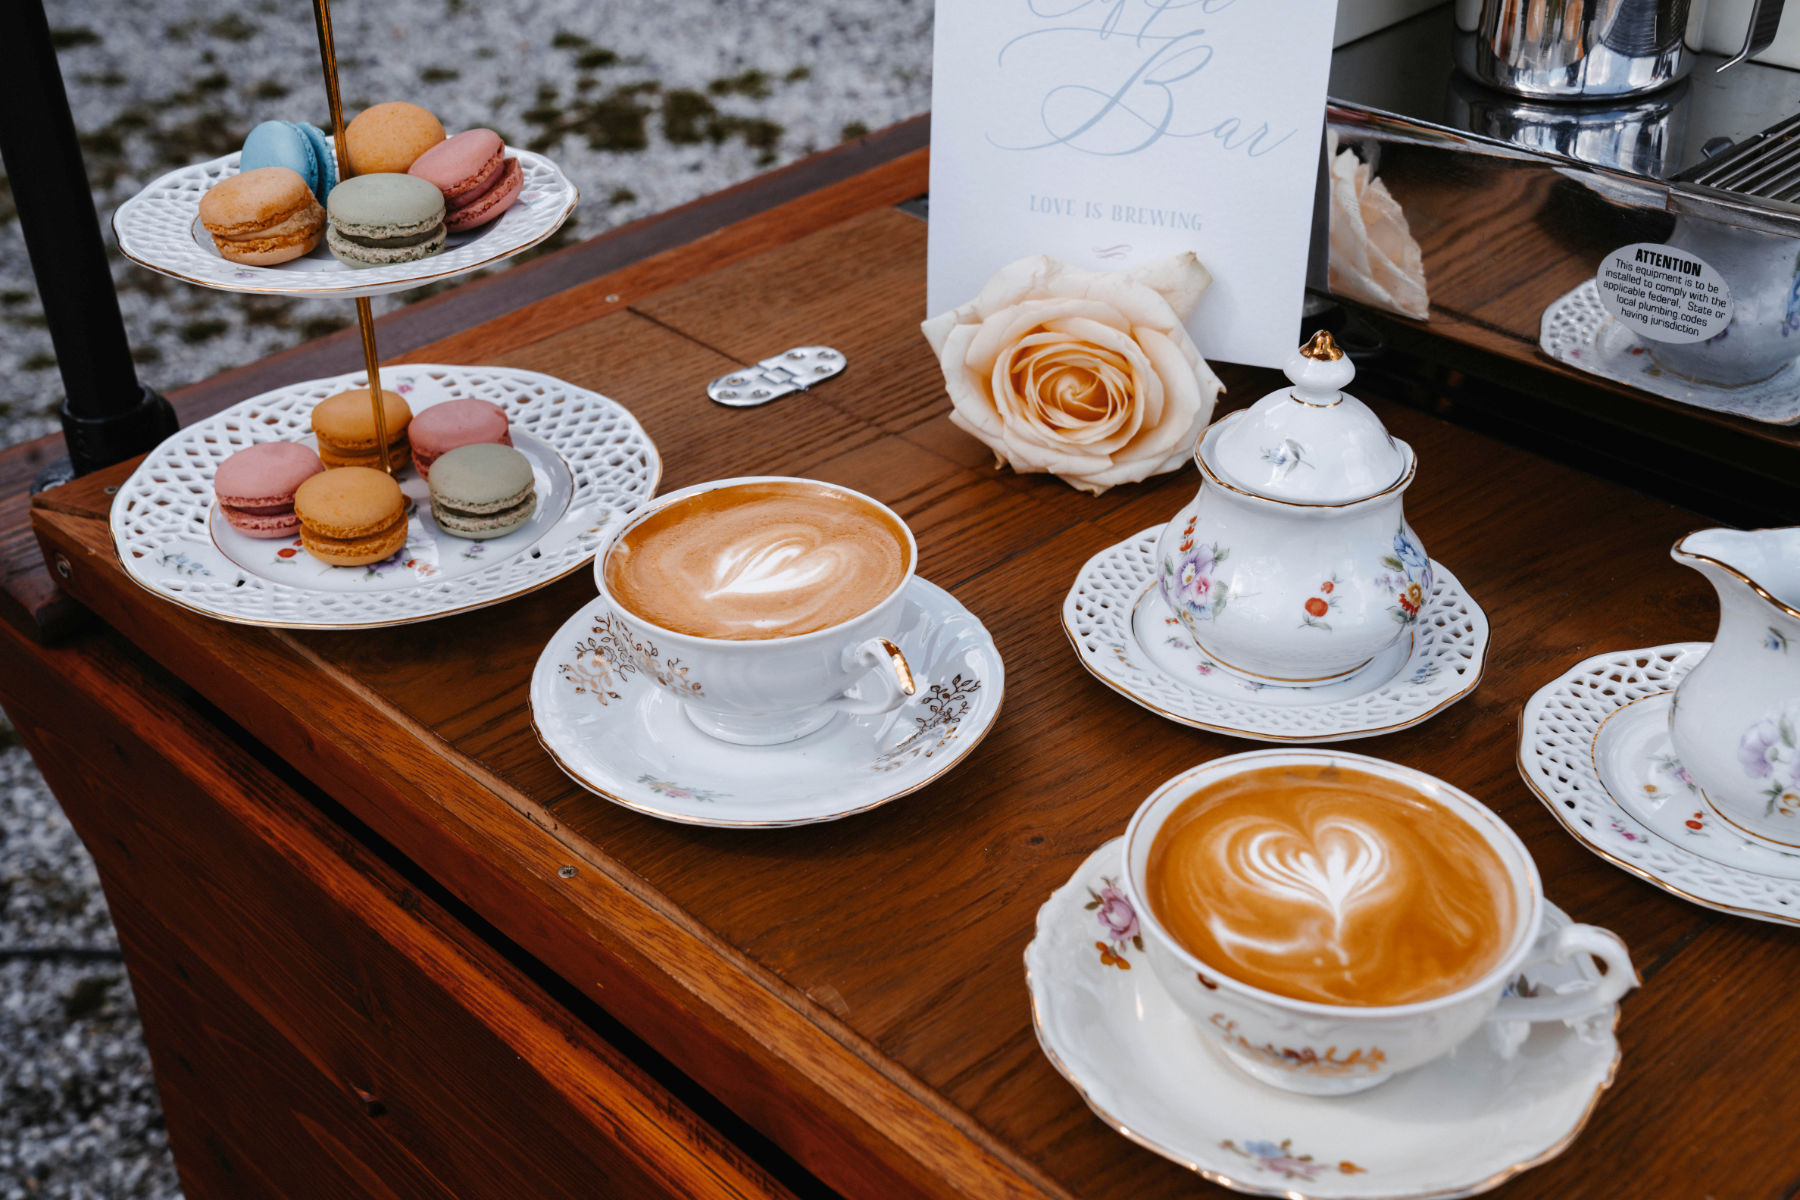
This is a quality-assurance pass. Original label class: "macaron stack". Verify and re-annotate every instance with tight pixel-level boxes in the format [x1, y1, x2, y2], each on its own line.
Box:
[214, 442, 325, 538]
[293, 467, 410, 566]
[312, 387, 414, 470]
[325, 174, 447, 269]
[239, 121, 337, 203]
[409, 130, 522, 232]
[428, 443, 537, 539]
[197, 167, 325, 265]
[409, 397, 512, 478]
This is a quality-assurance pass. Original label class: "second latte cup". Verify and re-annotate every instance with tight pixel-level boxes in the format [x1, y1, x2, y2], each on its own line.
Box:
[592, 476, 921, 745]
[1122, 750, 1638, 1096]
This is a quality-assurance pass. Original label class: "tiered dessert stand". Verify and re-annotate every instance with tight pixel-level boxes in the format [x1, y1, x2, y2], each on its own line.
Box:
[105, 0, 659, 629]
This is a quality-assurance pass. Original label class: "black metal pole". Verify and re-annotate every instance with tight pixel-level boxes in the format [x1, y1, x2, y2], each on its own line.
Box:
[0, 0, 175, 484]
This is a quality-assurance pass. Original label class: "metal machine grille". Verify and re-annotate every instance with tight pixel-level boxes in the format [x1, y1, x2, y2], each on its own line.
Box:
[1677, 112, 1800, 202]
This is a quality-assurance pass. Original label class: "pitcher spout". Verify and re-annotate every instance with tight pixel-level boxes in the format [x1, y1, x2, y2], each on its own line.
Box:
[1671, 527, 1800, 629]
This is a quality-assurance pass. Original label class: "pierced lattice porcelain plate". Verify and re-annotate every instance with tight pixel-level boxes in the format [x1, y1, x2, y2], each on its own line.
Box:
[1028, 839, 1621, 1199]
[113, 147, 576, 298]
[1519, 644, 1800, 925]
[1062, 528, 1487, 742]
[529, 579, 1004, 827]
[1539, 281, 1800, 426]
[110, 364, 659, 629]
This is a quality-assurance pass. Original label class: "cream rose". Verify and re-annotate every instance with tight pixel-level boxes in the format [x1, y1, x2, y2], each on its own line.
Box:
[1327, 134, 1429, 321]
[921, 252, 1222, 495]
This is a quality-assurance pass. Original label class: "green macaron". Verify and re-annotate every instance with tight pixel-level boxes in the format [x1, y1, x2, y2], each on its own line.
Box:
[325, 173, 447, 269]
[428, 442, 537, 538]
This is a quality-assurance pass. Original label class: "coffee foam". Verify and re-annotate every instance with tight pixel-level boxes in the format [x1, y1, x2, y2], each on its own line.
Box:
[1147, 764, 1518, 1007]
[605, 481, 910, 640]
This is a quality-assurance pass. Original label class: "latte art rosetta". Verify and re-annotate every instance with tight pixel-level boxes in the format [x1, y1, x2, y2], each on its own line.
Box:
[1148, 765, 1518, 1007]
[606, 482, 910, 640]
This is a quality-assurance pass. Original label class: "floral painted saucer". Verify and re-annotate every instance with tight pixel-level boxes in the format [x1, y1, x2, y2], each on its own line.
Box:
[110, 365, 658, 629]
[1518, 644, 1800, 925]
[1027, 839, 1621, 1200]
[529, 579, 1004, 827]
[1062, 528, 1487, 742]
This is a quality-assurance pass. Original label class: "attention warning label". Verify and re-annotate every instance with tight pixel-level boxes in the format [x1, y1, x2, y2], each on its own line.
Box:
[1596, 243, 1732, 344]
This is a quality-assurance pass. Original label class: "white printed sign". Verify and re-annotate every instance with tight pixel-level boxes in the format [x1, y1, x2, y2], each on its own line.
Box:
[926, 0, 1339, 368]
[1596, 243, 1733, 344]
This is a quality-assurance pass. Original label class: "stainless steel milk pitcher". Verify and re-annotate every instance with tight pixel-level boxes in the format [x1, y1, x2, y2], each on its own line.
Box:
[1454, 0, 1787, 99]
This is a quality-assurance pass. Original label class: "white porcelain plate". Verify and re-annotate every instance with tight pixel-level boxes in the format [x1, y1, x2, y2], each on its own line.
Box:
[110, 364, 659, 629]
[1539, 281, 1800, 426]
[529, 578, 1004, 827]
[112, 147, 576, 298]
[1519, 644, 1800, 924]
[1063, 528, 1488, 742]
[1027, 840, 1621, 1200]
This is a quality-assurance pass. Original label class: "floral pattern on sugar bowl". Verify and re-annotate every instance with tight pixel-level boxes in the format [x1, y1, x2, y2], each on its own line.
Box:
[1153, 332, 1436, 686]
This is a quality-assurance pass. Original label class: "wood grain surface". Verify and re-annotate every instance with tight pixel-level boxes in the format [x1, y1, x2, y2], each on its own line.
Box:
[20, 175, 1800, 1199]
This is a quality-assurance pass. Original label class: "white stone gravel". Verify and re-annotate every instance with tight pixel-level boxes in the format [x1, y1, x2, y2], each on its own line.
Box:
[1, 4, 932, 1194]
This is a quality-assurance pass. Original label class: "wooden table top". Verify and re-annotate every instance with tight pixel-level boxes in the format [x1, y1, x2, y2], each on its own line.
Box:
[23, 150, 1800, 1199]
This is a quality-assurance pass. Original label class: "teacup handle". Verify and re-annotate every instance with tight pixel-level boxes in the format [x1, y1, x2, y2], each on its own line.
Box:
[825, 637, 918, 715]
[1489, 924, 1638, 1024]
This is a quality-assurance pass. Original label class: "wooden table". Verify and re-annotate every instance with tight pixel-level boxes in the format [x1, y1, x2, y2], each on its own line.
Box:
[5, 129, 1799, 1199]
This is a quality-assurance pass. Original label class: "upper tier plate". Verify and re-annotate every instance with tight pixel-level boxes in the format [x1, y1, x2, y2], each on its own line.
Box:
[112, 146, 577, 298]
[109, 364, 658, 629]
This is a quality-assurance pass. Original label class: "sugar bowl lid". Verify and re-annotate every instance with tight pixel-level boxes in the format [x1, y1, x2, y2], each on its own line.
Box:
[1206, 331, 1408, 504]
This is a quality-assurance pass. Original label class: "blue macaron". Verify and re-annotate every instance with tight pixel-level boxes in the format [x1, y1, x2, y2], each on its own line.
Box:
[240, 121, 338, 203]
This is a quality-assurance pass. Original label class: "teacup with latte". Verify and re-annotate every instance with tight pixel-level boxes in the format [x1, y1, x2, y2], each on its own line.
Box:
[595, 477, 921, 744]
[1123, 750, 1637, 1095]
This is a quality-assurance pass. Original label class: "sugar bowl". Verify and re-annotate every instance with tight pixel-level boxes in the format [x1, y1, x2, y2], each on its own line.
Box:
[1154, 331, 1431, 685]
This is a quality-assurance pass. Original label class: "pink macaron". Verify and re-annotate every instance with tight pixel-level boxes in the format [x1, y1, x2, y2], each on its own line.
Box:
[215, 441, 326, 538]
[408, 397, 512, 478]
[408, 129, 523, 233]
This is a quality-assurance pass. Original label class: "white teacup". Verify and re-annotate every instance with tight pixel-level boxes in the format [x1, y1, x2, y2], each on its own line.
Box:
[1122, 749, 1637, 1096]
[592, 476, 920, 745]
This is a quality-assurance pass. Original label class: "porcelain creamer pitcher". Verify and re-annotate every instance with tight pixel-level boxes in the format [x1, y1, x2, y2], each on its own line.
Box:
[1668, 527, 1800, 846]
[1154, 331, 1431, 685]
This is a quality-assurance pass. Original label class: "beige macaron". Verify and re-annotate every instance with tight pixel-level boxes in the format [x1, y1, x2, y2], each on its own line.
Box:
[344, 102, 446, 174]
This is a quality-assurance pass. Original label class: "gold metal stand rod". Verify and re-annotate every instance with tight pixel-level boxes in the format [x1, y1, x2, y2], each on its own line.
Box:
[310, 0, 392, 474]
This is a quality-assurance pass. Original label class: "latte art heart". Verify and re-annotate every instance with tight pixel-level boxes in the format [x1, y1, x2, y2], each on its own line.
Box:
[1234, 822, 1393, 957]
[606, 481, 909, 640]
[1148, 765, 1517, 1007]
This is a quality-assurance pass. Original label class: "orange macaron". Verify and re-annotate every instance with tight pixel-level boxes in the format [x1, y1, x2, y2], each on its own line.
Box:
[293, 467, 408, 566]
[344, 102, 445, 174]
[311, 387, 414, 471]
[197, 167, 325, 265]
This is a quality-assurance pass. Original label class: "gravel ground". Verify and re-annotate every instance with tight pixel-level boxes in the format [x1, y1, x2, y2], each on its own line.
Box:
[1, 3, 931, 1194]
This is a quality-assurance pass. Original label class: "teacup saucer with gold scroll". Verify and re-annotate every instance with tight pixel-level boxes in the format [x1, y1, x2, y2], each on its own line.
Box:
[1025, 839, 1621, 1200]
[1062, 528, 1488, 743]
[528, 578, 1004, 827]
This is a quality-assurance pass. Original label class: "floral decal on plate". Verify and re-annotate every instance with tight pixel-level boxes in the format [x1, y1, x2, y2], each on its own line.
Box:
[1739, 704, 1800, 819]
[155, 549, 211, 577]
[635, 774, 727, 802]
[1220, 1139, 1365, 1181]
[1299, 576, 1339, 631]
[560, 612, 704, 706]
[1377, 526, 1431, 626]
[1084, 876, 1142, 970]
[1210, 1014, 1385, 1077]
[872, 674, 983, 772]
[461, 541, 488, 560]
[1260, 438, 1310, 476]
[1162, 514, 1231, 622]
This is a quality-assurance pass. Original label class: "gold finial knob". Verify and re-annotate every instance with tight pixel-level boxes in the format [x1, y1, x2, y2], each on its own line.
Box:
[1300, 329, 1344, 361]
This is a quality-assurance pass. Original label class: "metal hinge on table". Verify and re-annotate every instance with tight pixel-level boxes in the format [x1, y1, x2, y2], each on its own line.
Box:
[707, 346, 846, 407]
